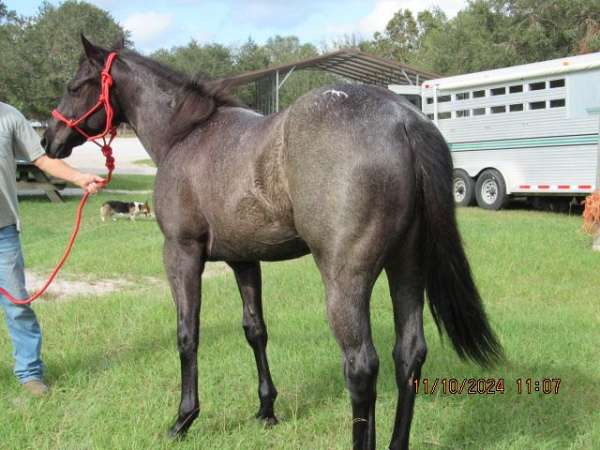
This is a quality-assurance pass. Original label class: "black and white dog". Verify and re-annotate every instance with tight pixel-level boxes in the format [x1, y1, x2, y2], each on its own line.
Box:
[100, 201, 152, 222]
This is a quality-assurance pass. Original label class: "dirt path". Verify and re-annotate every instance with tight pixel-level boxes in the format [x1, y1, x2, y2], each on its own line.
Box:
[25, 262, 230, 302]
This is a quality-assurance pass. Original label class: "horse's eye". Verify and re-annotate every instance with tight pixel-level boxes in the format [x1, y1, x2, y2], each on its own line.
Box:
[67, 84, 80, 95]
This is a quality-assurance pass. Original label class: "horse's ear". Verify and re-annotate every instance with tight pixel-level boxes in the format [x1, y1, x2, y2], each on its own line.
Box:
[81, 34, 104, 63]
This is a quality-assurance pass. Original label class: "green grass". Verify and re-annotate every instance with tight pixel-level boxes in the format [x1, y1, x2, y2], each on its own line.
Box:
[1, 188, 599, 449]
[105, 174, 155, 191]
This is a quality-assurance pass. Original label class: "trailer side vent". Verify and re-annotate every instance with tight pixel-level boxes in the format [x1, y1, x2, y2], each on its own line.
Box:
[529, 81, 546, 91]
[530, 101, 546, 110]
[509, 85, 523, 93]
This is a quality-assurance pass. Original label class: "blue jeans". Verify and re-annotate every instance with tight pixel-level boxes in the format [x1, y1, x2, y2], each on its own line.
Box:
[0, 224, 43, 383]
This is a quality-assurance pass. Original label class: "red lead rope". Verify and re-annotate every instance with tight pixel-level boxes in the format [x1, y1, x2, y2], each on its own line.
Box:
[0, 52, 119, 305]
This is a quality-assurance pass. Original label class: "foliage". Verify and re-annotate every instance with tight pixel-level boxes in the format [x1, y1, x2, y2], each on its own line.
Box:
[0, 1, 128, 119]
[391, 0, 600, 75]
[1, 0, 598, 118]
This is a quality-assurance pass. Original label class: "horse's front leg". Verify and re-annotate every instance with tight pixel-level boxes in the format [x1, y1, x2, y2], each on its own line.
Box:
[164, 237, 205, 439]
[228, 261, 278, 425]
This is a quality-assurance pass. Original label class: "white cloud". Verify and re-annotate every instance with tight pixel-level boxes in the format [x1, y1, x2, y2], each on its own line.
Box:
[123, 11, 174, 49]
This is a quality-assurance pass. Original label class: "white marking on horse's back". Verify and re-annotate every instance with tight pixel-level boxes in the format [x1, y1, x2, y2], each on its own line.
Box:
[230, 107, 263, 117]
[323, 89, 349, 99]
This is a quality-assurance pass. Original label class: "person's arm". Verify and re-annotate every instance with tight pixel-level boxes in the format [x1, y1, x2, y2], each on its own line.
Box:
[33, 155, 105, 194]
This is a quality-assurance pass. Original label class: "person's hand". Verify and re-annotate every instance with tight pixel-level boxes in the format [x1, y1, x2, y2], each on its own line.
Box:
[74, 173, 105, 194]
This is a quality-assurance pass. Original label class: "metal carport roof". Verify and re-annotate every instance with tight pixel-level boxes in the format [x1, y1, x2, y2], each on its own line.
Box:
[222, 48, 438, 114]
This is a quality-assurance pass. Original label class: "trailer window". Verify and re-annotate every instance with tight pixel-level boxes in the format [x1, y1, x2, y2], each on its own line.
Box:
[437, 95, 451, 103]
[491, 105, 506, 114]
[473, 107, 486, 116]
[455, 109, 470, 118]
[529, 81, 546, 91]
[456, 92, 470, 100]
[530, 101, 546, 110]
[438, 112, 451, 119]
[509, 103, 524, 112]
[426, 97, 434, 104]
[491, 87, 506, 96]
[509, 85, 523, 93]
[473, 90, 485, 98]
[549, 79, 565, 88]
[550, 99, 565, 108]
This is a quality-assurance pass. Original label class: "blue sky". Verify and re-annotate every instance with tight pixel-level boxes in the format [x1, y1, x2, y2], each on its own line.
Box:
[6, 1, 467, 53]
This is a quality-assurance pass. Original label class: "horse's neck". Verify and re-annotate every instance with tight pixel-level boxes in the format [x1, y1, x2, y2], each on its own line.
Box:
[115, 67, 178, 164]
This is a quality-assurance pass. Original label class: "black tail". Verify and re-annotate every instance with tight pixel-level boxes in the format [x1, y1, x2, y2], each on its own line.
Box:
[406, 119, 503, 367]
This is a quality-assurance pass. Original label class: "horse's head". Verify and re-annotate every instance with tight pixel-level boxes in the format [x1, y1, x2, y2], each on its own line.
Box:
[42, 35, 124, 159]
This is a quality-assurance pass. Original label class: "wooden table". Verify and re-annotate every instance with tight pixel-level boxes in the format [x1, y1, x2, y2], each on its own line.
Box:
[16, 162, 66, 203]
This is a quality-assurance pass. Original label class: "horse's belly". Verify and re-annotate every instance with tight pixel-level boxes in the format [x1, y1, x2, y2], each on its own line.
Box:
[207, 226, 310, 262]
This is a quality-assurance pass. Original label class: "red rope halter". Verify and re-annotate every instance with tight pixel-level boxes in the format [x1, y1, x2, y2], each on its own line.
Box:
[0, 52, 119, 305]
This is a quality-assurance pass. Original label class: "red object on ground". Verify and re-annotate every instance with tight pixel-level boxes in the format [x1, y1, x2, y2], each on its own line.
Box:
[0, 53, 119, 305]
[583, 190, 600, 235]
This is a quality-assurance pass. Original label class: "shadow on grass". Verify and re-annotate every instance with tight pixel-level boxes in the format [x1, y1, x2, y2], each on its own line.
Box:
[38, 318, 237, 389]
[248, 322, 599, 449]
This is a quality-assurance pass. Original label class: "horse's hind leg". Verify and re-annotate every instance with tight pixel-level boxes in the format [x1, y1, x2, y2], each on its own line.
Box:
[163, 238, 205, 439]
[385, 227, 427, 450]
[228, 261, 278, 425]
[317, 260, 380, 450]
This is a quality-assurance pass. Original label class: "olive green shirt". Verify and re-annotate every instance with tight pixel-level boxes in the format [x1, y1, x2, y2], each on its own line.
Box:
[0, 102, 45, 231]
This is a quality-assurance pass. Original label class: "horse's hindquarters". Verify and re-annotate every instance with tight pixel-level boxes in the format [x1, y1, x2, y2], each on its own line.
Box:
[283, 86, 418, 256]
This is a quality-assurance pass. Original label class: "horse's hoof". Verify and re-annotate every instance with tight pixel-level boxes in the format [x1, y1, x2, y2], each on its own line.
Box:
[263, 416, 279, 427]
[167, 426, 186, 441]
[255, 412, 279, 427]
[167, 419, 192, 440]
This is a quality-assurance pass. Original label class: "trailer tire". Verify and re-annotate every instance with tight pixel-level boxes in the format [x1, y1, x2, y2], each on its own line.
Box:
[453, 169, 475, 206]
[475, 169, 507, 210]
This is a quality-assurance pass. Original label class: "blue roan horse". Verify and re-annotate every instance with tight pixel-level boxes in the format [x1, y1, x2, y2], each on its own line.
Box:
[43, 36, 502, 450]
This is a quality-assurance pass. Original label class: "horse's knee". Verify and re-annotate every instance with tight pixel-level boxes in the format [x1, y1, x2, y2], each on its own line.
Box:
[177, 328, 198, 354]
[344, 345, 379, 403]
[393, 339, 427, 384]
[242, 313, 267, 346]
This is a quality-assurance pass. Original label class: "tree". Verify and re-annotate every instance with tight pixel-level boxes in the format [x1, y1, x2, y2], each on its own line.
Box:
[0, 1, 25, 105]
[231, 38, 270, 106]
[364, 0, 600, 76]
[362, 9, 419, 62]
[4, 1, 128, 119]
[151, 40, 234, 79]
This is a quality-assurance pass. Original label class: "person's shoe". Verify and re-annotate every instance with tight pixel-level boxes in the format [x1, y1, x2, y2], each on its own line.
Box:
[22, 380, 49, 396]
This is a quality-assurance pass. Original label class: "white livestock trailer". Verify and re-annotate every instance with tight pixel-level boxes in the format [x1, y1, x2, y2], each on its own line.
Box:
[390, 52, 600, 209]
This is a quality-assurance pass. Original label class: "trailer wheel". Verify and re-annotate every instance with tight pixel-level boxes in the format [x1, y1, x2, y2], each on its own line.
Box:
[453, 170, 475, 206]
[475, 169, 507, 210]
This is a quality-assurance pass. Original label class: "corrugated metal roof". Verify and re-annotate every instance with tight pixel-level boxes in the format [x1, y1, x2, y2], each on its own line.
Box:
[223, 48, 438, 87]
